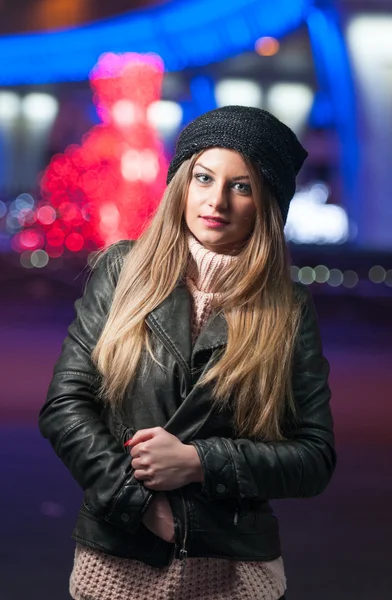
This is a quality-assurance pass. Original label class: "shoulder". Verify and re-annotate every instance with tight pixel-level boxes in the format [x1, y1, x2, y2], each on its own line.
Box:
[291, 282, 322, 349]
[292, 281, 313, 316]
[84, 239, 135, 294]
[94, 239, 135, 265]
[292, 281, 309, 302]
[291, 282, 319, 333]
[90, 239, 135, 275]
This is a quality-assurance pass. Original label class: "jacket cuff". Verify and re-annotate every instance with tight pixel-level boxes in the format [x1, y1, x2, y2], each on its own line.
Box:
[104, 476, 154, 534]
[189, 438, 238, 501]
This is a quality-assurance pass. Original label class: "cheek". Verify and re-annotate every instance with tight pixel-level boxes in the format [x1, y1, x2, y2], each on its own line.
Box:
[185, 188, 201, 221]
[236, 200, 257, 223]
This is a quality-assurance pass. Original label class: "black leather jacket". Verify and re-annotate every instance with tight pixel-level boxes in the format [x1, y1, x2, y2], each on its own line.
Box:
[39, 240, 336, 568]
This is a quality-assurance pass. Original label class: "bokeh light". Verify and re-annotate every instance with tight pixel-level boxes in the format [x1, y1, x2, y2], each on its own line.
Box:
[369, 266, 386, 283]
[37, 206, 57, 225]
[31, 249, 49, 268]
[328, 269, 344, 287]
[385, 270, 392, 287]
[65, 233, 84, 252]
[21, 93, 59, 124]
[46, 226, 65, 247]
[17, 208, 37, 227]
[20, 251, 34, 269]
[45, 245, 64, 259]
[0, 91, 21, 120]
[15, 193, 35, 211]
[112, 100, 137, 127]
[299, 266, 316, 285]
[255, 36, 280, 56]
[215, 79, 263, 108]
[0, 200, 7, 219]
[290, 265, 300, 282]
[314, 265, 330, 283]
[147, 101, 183, 137]
[342, 270, 359, 288]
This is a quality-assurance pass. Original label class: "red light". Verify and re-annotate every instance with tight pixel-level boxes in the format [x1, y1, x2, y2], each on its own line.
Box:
[19, 229, 43, 250]
[45, 245, 64, 258]
[65, 233, 84, 252]
[32, 52, 168, 252]
[46, 226, 65, 246]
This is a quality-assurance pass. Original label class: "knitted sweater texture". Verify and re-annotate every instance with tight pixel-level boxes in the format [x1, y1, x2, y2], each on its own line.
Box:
[69, 234, 286, 600]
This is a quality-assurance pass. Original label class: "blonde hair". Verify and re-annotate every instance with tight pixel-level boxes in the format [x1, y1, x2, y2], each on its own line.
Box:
[92, 153, 303, 440]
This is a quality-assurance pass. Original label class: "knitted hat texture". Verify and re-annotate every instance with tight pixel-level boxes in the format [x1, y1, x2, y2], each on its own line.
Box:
[167, 105, 308, 224]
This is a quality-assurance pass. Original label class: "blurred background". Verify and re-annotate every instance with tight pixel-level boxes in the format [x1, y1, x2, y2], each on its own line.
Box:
[1, 0, 391, 598]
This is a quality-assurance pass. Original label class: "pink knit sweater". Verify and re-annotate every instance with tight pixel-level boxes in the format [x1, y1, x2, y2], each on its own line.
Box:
[69, 234, 286, 600]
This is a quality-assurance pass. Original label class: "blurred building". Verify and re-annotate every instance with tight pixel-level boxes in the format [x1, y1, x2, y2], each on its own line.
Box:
[0, 0, 391, 291]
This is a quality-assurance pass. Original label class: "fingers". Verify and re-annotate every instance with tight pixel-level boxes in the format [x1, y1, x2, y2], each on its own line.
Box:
[137, 475, 161, 490]
[134, 469, 150, 481]
[130, 444, 144, 458]
[125, 426, 163, 448]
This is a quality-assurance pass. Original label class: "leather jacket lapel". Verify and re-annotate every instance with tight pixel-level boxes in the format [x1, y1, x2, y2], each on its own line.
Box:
[146, 283, 229, 369]
[191, 310, 228, 359]
[146, 281, 192, 375]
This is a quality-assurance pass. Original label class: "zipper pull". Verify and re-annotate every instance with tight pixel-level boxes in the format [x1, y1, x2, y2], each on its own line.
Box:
[179, 548, 188, 560]
[233, 507, 239, 526]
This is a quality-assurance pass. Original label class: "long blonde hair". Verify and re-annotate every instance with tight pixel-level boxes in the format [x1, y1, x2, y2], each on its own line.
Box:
[92, 153, 303, 440]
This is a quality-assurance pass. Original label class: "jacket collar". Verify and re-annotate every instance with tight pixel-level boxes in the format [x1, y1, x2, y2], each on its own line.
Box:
[146, 280, 227, 370]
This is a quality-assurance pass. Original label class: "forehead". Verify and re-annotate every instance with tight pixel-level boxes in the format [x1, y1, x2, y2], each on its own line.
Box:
[195, 147, 248, 172]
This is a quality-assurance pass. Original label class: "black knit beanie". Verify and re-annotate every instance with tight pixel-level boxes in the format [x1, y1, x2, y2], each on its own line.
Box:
[167, 105, 308, 225]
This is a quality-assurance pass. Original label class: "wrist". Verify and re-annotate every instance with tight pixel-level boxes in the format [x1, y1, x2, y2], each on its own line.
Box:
[185, 444, 204, 484]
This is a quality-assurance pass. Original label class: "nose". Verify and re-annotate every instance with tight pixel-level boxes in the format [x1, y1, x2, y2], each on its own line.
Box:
[207, 185, 228, 210]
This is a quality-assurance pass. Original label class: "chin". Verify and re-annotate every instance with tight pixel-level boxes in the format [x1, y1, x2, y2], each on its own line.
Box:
[195, 229, 228, 245]
[195, 231, 238, 254]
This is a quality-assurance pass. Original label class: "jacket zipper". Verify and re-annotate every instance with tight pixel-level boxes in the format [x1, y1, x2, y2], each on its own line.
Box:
[179, 490, 189, 560]
[233, 506, 240, 526]
[123, 425, 186, 561]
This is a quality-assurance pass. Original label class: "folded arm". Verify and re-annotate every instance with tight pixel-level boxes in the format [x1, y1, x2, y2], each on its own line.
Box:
[39, 241, 154, 533]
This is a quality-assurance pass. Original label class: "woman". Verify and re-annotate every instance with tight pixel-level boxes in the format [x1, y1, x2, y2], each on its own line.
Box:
[39, 105, 336, 600]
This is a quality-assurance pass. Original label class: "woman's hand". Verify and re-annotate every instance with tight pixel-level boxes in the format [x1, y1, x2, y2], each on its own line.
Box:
[125, 426, 203, 491]
[142, 492, 175, 543]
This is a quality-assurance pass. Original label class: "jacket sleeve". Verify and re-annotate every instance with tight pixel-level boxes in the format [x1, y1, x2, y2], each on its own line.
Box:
[189, 285, 336, 502]
[38, 240, 153, 533]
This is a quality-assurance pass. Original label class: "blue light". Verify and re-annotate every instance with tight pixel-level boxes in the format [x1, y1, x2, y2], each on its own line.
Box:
[309, 91, 334, 129]
[189, 76, 217, 117]
[0, 0, 311, 84]
[306, 7, 360, 235]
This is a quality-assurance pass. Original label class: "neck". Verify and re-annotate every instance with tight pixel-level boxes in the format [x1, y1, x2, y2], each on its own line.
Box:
[186, 233, 237, 293]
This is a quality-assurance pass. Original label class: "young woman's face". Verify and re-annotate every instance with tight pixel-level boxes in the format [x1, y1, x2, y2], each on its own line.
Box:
[184, 148, 257, 254]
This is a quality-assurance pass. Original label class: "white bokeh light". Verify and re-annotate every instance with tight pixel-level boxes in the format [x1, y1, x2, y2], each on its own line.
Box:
[147, 101, 183, 137]
[99, 203, 120, 235]
[0, 92, 21, 121]
[285, 182, 349, 245]
[347, 16, 392, 61]
[266, 83, 313, 133]
[112, 100, 137, 127]
[21, 93, 59, 124]
[121, 149, 159, 182]
[215, 79, 263, 108]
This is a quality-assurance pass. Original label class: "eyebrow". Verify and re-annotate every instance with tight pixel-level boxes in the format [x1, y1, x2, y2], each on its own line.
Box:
[194, 163, 250, 181]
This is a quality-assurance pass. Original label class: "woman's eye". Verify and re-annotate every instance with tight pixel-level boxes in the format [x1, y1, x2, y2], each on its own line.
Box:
[234, 182, 252, 195]
[194, 173, 211, 184]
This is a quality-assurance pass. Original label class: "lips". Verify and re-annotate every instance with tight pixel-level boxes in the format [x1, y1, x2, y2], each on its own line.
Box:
[201, 216, 229, 224]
